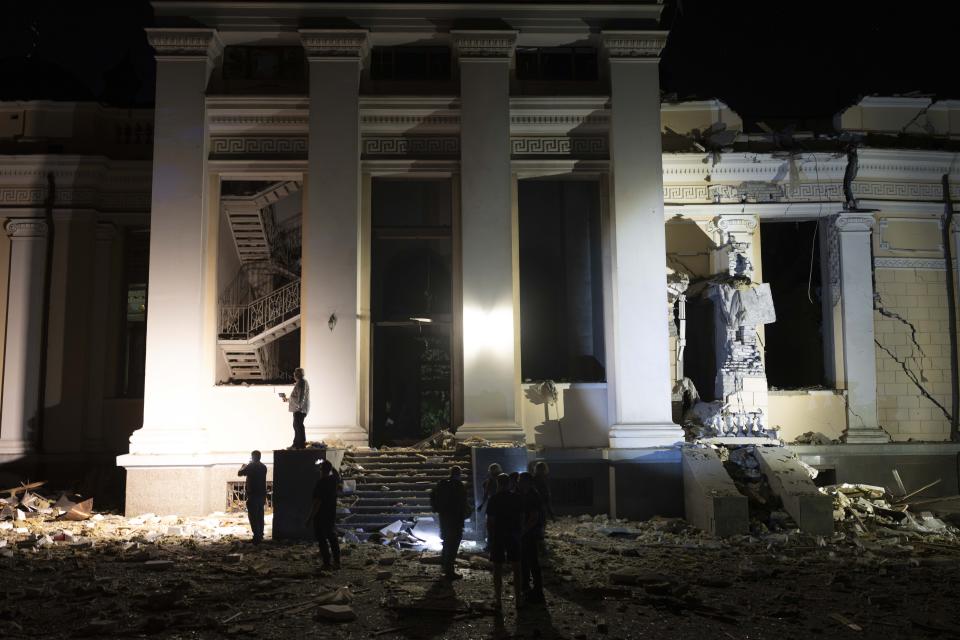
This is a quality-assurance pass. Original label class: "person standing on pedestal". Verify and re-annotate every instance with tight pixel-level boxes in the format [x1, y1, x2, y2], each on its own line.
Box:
[282, 368, 310, 449]
[238, 450, 267, 544]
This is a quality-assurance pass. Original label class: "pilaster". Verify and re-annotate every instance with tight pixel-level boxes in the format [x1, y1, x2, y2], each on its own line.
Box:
[298, 29, 368, 446]
[85, 223, 116, 452]
[834, 213, 889, 443]
[0, 219, 49, 456]
[602, 31, 683, 448]
[451, 30, 525, 442]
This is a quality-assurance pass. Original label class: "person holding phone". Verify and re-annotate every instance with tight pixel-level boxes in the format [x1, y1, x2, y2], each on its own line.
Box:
[237, 450, 268, 544]
[281, 367, 310, 449]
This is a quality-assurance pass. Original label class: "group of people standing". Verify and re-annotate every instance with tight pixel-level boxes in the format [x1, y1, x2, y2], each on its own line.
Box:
[432, 460, 554, 611]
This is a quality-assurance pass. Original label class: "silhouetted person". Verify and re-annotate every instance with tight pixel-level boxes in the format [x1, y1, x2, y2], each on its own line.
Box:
[508, 471, 520, 493]
[238, 450, 267, 544]
[430, 465, 470, 580]
[282, 367, 310, 449]
[309, 459, 341, 570]
[486, 473, 523, 611]
[479, 463, 502, 512]
[518, 472, 546, 604]
[533, 461, 555, 521]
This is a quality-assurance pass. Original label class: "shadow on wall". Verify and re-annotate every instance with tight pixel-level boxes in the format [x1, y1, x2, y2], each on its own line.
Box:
[525, 383, 609, 448]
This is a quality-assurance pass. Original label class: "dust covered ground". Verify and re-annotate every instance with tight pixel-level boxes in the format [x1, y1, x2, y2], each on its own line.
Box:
[1, 513, 959, 639]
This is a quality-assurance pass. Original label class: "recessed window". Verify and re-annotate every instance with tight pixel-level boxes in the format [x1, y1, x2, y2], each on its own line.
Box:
[516, 47, 598, 82]
[370, 47, 451, 81]
[220, 46, 306, 91]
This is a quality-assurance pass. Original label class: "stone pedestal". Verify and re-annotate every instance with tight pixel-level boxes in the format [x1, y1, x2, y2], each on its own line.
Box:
[602, 31, 683, 448]
[835, 214, 888, 443]
[128, 29, 221, 456]
[452, 31, 525, 442]
[0, 220, 48, 456]
[299, 30, 368, 446]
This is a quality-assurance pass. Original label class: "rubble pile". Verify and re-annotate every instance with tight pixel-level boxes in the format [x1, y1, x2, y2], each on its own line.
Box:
[826, 483, 960, 549]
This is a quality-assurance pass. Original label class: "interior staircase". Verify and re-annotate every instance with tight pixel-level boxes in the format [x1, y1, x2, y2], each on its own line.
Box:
[339, 449, 473, 539]
[218, 181, 302, 381]
[222, 181, 302, 264]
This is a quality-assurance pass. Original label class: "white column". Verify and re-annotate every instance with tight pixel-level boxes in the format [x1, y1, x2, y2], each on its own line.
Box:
[0, 219, 48, 456]
[298, 30, 367, 445]
[603, 31, 683, 448]
[85, 223, 115, 452]
[835, 213, 888, 443]
[452, 31, 524, 442]
[128, 29, 221, 455]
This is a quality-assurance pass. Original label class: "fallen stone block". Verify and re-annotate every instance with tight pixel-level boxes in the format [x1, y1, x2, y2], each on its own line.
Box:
[755, 446, 833, 536]
[314, 604, 356, 622]
[681, 447, 748, 537]
[144, 560, 175, 571]
[224, 553, 243, 564]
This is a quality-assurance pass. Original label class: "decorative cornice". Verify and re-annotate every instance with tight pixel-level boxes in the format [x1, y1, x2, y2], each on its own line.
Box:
[5, 219, 48, 238]
[451, 30, 517, 59]
[874, 256, 952, 270]
[511, 136, 608, 158]
[298, 29, 369, 61]
[834, 213, 875, 232]
[362, 136, 459, 157]
[708, 214, 758, 238]
[601, 30, 668, 60]
[210, 136, 308, 158]
[144, 28, 222, 61]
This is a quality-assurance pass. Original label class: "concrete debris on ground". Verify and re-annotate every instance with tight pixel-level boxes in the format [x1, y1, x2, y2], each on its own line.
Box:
[2, 508, 960, 638]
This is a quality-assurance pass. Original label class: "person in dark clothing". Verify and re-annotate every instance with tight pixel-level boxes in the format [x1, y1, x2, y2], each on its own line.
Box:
[430, 465, 470, 580]
[485, 473, 523, 610]
[518, 472, 546, 604]
[309, 459, 341, 570]
[477, 463, 502, 549]
[532, 461, 555, 521]
[238, 450, 268, 544]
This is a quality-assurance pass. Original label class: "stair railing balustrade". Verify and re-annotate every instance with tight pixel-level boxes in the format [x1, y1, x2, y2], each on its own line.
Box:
[218, 279, 300, 340]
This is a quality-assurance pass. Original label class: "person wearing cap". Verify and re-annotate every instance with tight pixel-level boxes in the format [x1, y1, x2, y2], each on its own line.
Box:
[309, 459, 341, 570]
[237, 450, 268, 544]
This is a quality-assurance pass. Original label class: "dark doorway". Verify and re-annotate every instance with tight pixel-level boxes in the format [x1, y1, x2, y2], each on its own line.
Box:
[760, 220, 826, 388]
[370, 179, 454, 447]
[518, 179, 605, 382]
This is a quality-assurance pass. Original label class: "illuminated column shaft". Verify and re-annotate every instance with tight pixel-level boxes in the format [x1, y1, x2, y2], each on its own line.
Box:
[0, 220, 48, 455]
[131, 29, 221, 454]
[299, 30, 367, 444]
[835, 214, 887, 443]
[453, 31, 524, 441]
[603, 32, 683, 448]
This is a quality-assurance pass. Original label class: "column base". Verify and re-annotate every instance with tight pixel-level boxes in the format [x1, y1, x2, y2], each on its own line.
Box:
[843, 427, 891, 444]
[609, 422, 684, 449]
[306, 424, 368, 448]
[456, 421, 526, 444]
[0, 439, 33, 456]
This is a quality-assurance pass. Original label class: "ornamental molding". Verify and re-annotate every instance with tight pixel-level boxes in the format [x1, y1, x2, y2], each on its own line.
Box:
[877, 217, 943, 251]
[510, 136, 608, 158]
[451, 30, 517, 59]
[362, 136, 459, 157]
[707, 214, 758, 239]
[210, 136, 308, 158]
[601, 30, 668, 59]
[298, 29, 369, 60]
[145, 28, 222, 60]
[834, 213, 875, 232]
[5, 219, 48, 238]
[874, 256, 952, 270]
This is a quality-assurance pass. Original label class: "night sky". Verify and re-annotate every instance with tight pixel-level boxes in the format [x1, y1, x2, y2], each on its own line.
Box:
[0, 0, 955, 128]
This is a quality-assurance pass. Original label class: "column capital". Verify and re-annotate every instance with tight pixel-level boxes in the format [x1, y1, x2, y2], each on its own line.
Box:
[601, 30, 668, 60]
[834, 212, 875, 233]
[707, 214, 758, 244]
[145, 28, 223, 62]
[451, 30, 518, 60]
[5, 219, 48, 239]
[299, 29, 369, 61]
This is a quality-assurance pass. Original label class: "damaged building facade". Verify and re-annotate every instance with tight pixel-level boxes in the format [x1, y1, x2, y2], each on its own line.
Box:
[0, 1, 958, 519]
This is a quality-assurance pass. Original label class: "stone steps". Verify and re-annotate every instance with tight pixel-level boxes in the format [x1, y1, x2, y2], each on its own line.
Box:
[340, 448, 472, 534]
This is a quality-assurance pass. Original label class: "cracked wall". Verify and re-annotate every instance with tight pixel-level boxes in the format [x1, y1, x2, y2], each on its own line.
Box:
[874, 268, 953, 441]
